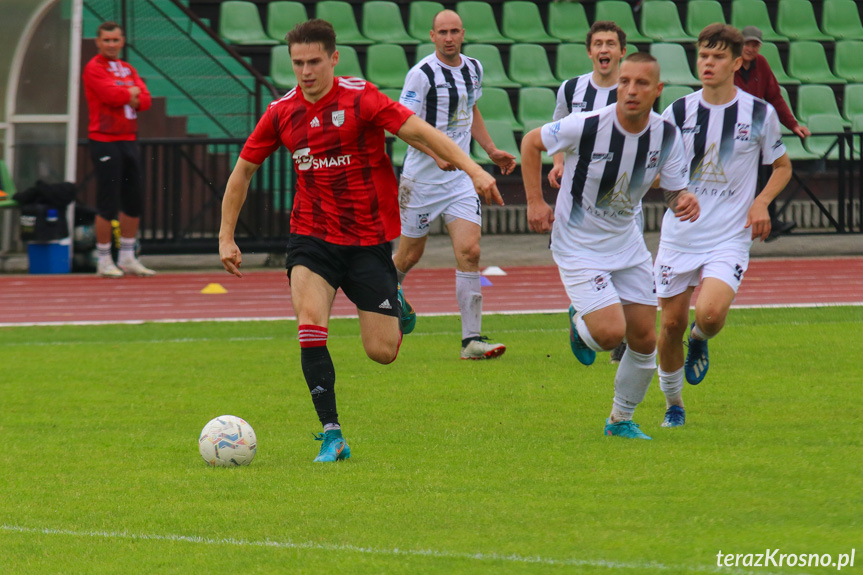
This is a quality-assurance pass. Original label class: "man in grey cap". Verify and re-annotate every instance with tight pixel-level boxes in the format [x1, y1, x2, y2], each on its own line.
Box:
[734, 25, 809, 239]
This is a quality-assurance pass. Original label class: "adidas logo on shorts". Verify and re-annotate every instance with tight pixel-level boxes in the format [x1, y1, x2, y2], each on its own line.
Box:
[379, 299, 392, 310]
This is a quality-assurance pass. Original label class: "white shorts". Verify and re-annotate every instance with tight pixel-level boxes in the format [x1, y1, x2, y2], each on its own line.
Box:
[557, 246, 657, 316]
[399, 174, 482, 238]
[654, 245, 750, 299]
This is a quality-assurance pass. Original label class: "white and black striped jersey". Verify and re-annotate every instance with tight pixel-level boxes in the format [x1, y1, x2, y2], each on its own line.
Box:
[540, 104, 689, 257]
[659, 89, 787, 252]
[399, 53, 483, 184]
[553, 73, 618, 121]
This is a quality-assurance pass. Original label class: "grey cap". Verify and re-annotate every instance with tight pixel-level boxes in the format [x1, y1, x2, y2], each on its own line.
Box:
[741, 26, 763, 44]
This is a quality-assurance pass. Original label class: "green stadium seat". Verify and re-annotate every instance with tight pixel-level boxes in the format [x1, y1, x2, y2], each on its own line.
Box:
[517, 86, 556, 131]
[415, 43, 436, 64]
[656, 85, 693, 114]
[731, 0, 788, 42]
[364, 44, 409, 88]
[456, 2, 513, 44]
[594, 1, 654, 44]
[842, 84, 863, 122]
[796, 84, 850, 126]
[408, 1, 444, 42]
[316, 1, 372, 44]
[270, 46, 296, 89]
[501, 1, 559, 44]
[822, 0, 863, 41]
[650, 43, 701, 86]
[788, 41, 846, 85]
[760, 42, 800, 85]
[852, 115, 863, 133]
[362, 1, 420, 45]
[471, 120, 520, 163]
[776, 0, 834, 41]
[389, 136, 409, 167]
[463, 44, 519, 87]
[685, 0, 726, 37]
[478, 87, 523, 131]
[641, 1, 697, 43]
[547, 2, 590, 44]
[555, 43, 593, 82]
[833, 41, 863, 83]
[334, 45, 364, 79]
[803, 114, 847, 159]
[508, 43, 560, 88]
[265, 2, 307, 43]
[781, 124, 821, 160]
[219, 1, 277, 45]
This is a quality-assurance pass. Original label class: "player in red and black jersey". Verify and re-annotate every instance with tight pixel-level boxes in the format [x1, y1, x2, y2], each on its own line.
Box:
[219, 19, 502, 462]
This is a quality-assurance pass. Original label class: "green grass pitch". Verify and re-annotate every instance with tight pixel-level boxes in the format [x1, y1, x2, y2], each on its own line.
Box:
[2, 308, 861, 574]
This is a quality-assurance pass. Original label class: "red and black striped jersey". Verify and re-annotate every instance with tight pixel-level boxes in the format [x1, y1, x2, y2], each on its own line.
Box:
[241, 77, 414, 246]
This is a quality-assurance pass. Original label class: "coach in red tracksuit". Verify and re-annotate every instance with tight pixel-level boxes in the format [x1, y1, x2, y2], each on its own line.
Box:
[83, 21, 155, 277]
[734, 25, 808, 239]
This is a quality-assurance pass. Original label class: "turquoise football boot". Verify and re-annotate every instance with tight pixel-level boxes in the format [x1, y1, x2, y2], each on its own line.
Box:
[313, 429, 351, 462]
[397, 283, 416, 335]
[604, 418, 652, 440]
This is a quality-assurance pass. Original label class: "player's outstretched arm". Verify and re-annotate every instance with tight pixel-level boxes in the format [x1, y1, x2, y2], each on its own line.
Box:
[520, 128, 555, 233]
[471, 105, 517, 175]
[746, 153, 792, 241]
[397, 115, 503, 205]
[219, 157, 260, 278]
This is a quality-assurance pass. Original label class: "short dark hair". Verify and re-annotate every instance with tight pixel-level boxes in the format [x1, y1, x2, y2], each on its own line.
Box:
[586, 21, 626, 50]
[697, 23, 743, 59]
[286, 19, 336, 55]
[97, 21, 123, 36]
[622, 52, 660, 81]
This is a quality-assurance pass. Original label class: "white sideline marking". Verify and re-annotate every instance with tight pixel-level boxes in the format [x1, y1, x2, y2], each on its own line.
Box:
[0, 301, 861, 328]
[0, 524, 795, 575]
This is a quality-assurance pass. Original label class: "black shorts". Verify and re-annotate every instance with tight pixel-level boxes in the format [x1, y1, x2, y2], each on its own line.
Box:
[285, 234, 399, 317]
[89, 139, 143, 220]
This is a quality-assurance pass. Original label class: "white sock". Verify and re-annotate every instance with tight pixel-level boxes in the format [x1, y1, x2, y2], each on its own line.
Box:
[118, 237, 136, 264]
[323, 423, 340, 432]
[97, 242, 112, 266]
[575, 314, 604, 352]
[395, 267, 407, 285]
[610, 348, 657, 422]
[691, 322, 711, 340]
[659, 367, 685, 406]
[456, 270, 482, 340]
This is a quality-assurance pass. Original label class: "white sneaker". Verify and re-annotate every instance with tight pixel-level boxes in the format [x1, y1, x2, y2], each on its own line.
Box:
[97, 260, 124, 278]
[460, 336, 506, 360]
[118, 258, 156, 276]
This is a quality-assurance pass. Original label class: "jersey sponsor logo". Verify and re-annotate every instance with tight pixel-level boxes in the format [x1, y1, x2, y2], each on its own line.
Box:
[647, 150, 660, 169]
[681, 126, 701, 135]
[591, 274, 609, 292]
[332, 110, 345, 127]
[435, 82, 453, 88]
[692, 144, 727, 184]
[416, 213, 430, 230]
[401, 90, 421, 104]
[735, 123, 751, 142]
[309, 116, 321, 128]
[592, 152, 614, 162]
[292, 147, 353, 171]
[572, 101, 587, 111]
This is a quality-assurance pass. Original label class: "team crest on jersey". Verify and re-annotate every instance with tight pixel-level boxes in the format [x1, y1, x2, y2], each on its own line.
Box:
[591, 274, 609, 292]
[332, 110, 345, 127]
[647, 150, 660, 169]
[735, 123, 751, 141]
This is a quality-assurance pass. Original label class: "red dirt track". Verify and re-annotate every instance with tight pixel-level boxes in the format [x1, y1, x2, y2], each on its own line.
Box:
[1, 258, 861, 326]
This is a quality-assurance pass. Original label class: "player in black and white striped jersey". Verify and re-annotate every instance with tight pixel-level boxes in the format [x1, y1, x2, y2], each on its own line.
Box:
[654, 24, 791, 427]
[521, 53, 700, 439]
[394, 9, 516, 360]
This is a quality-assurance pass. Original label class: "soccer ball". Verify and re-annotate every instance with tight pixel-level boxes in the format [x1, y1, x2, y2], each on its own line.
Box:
[198, 415, 257, 467]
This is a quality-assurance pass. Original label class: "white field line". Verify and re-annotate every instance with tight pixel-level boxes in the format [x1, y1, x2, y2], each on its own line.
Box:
[0, 300, 861, 328]
[0, 524, 801, 575]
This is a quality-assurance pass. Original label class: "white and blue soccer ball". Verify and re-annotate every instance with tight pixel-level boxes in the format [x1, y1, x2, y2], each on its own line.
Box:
[198, 415, 257, 467]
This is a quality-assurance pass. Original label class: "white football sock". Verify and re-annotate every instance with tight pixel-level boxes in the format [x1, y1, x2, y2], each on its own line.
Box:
[659, 367, 685, 407]
[456, 270, 482, 340]
[610, 348, 657, 422]
[691, 322, 711, 341]
[575, 314, 604, 352]
[118, 237, 136, 264]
